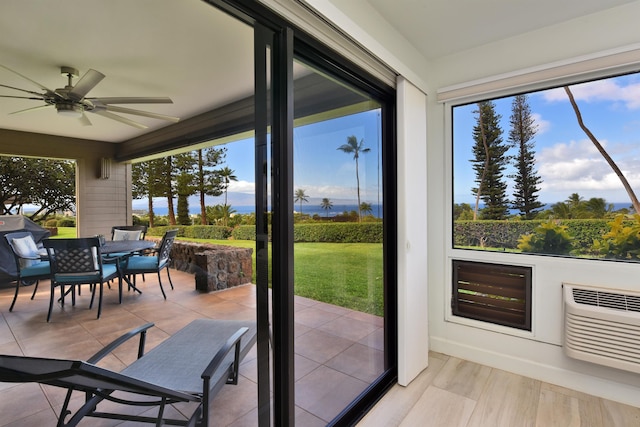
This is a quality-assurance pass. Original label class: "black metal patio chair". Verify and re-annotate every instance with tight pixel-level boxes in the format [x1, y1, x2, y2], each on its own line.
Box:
[43, 237, 121, 321]
[121, 229, 178, 299]
[4, 231, 50, 311]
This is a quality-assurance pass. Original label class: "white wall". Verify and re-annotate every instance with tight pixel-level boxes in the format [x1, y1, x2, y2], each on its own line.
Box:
[303, 0, 640, 406]
[427, 1, 640, 406]
[396, 77, 429, 385]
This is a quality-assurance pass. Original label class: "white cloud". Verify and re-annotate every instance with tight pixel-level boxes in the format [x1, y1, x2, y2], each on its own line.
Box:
[227, 179, 255, 193]
[543, 79, 640, 110]
[532, 112, 550, 134]
[537, 138, 640, 201]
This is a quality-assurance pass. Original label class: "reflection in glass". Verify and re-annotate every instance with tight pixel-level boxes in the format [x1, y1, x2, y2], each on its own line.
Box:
[292, 60, 385, 423]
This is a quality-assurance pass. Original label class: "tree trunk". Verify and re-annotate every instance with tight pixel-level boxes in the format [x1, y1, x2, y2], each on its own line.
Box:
[198, 150, 207, 225]
[167, 195, 176, 225]
[355, 157, 362, 222]
[474, 107, 490, 221]
[564, 86, 640, 214]
[148, 197, 155, 228]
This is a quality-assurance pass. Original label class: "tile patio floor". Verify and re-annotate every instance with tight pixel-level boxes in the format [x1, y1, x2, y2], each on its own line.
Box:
[0, 268, 384, 426]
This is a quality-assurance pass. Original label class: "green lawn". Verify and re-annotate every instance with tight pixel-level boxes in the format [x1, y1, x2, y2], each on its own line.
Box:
[183, 238, 384, 316]
[49, 227, 78, 238]
[49, 230, 384, 316]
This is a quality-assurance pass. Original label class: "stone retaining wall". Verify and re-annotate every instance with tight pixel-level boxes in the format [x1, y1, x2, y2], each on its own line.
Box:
[149, 238, 253, 292]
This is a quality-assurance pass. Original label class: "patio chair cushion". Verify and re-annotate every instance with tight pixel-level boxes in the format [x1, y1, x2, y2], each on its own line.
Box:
[113, 229, 142, 241]
[11, 235, 40, 268]
[20, 260, 50, 278]
[54, 263, 118, 284]
[124, 255, 164, 271]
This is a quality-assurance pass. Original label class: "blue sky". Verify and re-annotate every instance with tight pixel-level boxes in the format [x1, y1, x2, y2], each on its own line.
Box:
[453, 72, 640, 207]
[132, 108, 383, 212]
[217, 109, 383, 207]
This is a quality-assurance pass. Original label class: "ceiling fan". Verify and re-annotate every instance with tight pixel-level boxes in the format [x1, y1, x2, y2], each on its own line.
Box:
[0, 64, 180, 129]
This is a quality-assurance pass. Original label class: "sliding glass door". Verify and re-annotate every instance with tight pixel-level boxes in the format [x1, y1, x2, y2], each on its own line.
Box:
[216, 1, 396, 425]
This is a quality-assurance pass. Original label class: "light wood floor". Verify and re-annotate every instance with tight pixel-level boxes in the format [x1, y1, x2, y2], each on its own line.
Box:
[357, 352, 640, 427]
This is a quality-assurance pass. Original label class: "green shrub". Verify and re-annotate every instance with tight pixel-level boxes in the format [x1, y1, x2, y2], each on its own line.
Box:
[133, 215, 149, 226]
[455, 219, 611, 254]
[565, 219, 609, 252]
[233, 225, 258, 240]
[182, 225, 232, 240]
[57, 217, 75, 227]
[517, 221, 573, 255]
[148, 222, 382, 243]
[592, 214, 640, 260]
[294, 223, 382, 243]
[147, 225, 185, 237]
[45, 219, 58, 227]
[454, 220, 537, 249]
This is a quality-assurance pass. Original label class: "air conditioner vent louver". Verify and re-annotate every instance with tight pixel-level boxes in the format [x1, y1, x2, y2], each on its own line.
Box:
[572, 288, 640, 313]
[564, 283, 640, 374]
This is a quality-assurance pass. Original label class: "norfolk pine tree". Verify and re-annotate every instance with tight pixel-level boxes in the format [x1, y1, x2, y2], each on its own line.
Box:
[471, 101, 510, 220]
[132, 159, 165, 228]
[509, 94, 543, 219]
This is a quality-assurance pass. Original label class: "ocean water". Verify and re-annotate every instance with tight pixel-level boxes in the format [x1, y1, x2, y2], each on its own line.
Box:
[136, 204, 384, 218]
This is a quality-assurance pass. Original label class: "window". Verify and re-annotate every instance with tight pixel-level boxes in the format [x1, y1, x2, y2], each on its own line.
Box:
[452, 71, 640, 262]
[452, 260, 532, 330]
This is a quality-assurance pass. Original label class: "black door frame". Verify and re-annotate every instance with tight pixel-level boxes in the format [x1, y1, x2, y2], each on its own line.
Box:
[208, 1, 397, 425]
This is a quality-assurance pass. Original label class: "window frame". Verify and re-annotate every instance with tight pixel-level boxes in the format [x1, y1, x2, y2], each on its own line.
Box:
[443, 60, 640, 337]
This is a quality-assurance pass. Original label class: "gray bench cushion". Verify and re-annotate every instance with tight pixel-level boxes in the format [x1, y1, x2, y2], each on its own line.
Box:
[121, 319, 256, 395]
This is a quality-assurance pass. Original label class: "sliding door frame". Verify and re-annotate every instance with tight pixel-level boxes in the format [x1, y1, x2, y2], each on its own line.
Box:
[210, 1, 397, 425]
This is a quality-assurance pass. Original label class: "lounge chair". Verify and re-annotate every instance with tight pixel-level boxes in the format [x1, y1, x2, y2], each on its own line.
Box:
[0, 318, 257, 426]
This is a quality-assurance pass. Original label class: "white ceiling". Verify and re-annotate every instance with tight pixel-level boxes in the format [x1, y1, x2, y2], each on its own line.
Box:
[364, 0, 637, 60]
[0, 0, 636, 144]
[0, 0, 253, 143]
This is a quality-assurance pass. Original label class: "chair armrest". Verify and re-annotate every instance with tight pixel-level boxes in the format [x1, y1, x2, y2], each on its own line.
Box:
[201, 327, 248, 383]
[87, 323, 155, 364]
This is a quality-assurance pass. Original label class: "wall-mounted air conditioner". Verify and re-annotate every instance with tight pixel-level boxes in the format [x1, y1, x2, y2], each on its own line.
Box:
[563, 283, 640, 373]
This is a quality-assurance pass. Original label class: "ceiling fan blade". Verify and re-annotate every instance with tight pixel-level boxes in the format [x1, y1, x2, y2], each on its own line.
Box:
[0, 83, 48, 98]
[78, 113, 92, 126]
[88, 96, 173, 104]
[92, 109, 148, 129]
[105, 105, 180, 122]
[68, 69, 105, 101]
[0, 63, 56, 94]
[9, 104, 53, 115]
[0, 94, 46, 101]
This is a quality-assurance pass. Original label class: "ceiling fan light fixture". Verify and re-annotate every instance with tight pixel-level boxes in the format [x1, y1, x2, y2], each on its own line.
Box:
[56, 103, 83, 118]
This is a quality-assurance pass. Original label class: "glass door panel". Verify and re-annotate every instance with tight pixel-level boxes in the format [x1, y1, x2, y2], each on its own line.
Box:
[292, 60, 385, 424]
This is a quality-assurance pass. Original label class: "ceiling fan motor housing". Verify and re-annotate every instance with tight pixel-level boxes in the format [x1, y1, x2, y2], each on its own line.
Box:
[56, 102, 83, 118]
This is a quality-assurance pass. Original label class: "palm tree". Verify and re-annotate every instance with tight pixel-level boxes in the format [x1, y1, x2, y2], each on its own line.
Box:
[218, 166, 237, 206]
[338, 135, 370, 222]
[208, 203, 236, 226]
[360, 201, 373, 217]
[294, 189, 309, 213]
[320, 198, 333, 217]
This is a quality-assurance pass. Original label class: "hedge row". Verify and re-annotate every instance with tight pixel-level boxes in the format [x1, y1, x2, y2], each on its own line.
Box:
[293, 223, 382, 243]
[147, 225, 232, 240]
[454, 219, 611, 249]
[148, 223, 383, 243]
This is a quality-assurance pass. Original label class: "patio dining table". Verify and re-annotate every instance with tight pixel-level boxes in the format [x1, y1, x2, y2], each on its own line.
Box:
[101, 239, 156, 255]
[101, 239, 157, 294]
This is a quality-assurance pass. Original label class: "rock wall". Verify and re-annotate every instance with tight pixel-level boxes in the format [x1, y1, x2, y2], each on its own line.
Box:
[149, 238, 253, 292]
